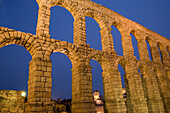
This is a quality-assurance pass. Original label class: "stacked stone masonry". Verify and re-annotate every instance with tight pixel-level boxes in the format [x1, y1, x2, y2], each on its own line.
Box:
[0, 0, 169, 113]
[0, 90, 25, 113]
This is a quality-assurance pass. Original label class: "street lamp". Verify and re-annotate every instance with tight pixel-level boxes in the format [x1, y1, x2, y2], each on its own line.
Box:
[21, 91, 26, 97]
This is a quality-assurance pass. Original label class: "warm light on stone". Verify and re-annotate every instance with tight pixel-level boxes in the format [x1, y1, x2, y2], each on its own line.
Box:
[0, 0, 169, 112]
[0, 90, 25, 112]
[21, 92, 26, 97]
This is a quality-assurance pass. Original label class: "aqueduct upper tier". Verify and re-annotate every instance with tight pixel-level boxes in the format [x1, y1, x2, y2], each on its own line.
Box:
[0, 0, 170, 113]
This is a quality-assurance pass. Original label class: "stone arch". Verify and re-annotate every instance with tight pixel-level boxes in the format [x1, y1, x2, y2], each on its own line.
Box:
[89, 53, 128, 112]
[85, 17, 102, 50]
[87, 50, 103, 74]
[145, 36, 153, 44]
[112, 19, 123, 30]
[85, 9, 115, 51]
[84, 8, 109, 29]
[157, 42, 163, 63]
[36, 0, 78, 38]
[49, 5, 74, 43]
[43, 40, 85, 111]
[118, 56, 129, 69]
[0, 30, 40, 56]
[0, 29, 36, 106]
[117, 57, 133, 88]
[153, 66, 170, 113]
[117, 58, 133, 112]
[118, 64, 126, 88]
[44, 40, 81, 68]
[90, 59, 104, 93]
[145, 36, 153, 61]
[51, 0, 78, 17]
[111, 23, 123, 56]
[50, 51, 73, 100]
[111, 21, 124, 36]
[112, 22, 137, 57]
[0, 0, 169, 112]
[138, 64, 166, 113]
[117, 56, 133, 82]
[90, 58, 104, 112]
[118, 57, 150, 113]
[89, 54, 103, 66]
[0, 44, 32, 91]
[130, 30, 140, 60]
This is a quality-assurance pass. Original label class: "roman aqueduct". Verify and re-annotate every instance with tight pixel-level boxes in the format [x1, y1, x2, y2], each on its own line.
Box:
[0, 0, 170, 112]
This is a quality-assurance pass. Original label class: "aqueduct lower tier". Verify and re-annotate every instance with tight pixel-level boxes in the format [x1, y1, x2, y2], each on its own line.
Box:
[0, 0, 170, 113]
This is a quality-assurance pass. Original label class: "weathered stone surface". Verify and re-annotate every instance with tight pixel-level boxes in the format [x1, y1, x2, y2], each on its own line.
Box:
[0, 0, 170, 113]
[0, 90, 25, 113]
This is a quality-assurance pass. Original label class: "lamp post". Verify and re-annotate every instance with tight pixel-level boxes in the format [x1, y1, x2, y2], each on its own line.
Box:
[21, 91, 26, 113]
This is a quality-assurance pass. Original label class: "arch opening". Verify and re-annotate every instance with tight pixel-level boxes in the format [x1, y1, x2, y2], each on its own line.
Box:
[167, 46, 170, 56]
[50, 52, 72, 112]
[90, 59, 104, 113]
[50, 52, 72, 100]
[145, 38, 153, 61]
[50, 6, 74, 43]
[111, 25, 123, 56]
[118, 64, 125, 88]
[118, 64, 130, 111]
[157, 43, 163, 63]
[0, 44, 32, 95]
[138, 68, 143, 77]
[131, 33, 140, 60]
[86, 17, 102, 50]
[90, 59, 103, 95]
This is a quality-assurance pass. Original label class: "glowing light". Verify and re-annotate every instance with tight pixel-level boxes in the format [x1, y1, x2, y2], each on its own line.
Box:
[21, 92, 26, 97]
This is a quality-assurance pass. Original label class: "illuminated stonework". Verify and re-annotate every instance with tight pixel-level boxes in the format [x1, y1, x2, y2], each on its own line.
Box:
[0, 0, 169, 113]
[0, 90, 25, 113]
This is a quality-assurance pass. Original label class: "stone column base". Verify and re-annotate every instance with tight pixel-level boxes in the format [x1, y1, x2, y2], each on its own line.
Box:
[105, 99, 127, 113]
[72, 101, 96, 113]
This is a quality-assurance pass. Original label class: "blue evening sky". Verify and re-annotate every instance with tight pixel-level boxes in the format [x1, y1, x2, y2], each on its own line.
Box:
[0, 0, 169, 100]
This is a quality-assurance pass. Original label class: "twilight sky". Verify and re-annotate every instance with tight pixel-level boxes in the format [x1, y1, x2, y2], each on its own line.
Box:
[0, 0, 170, 100]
